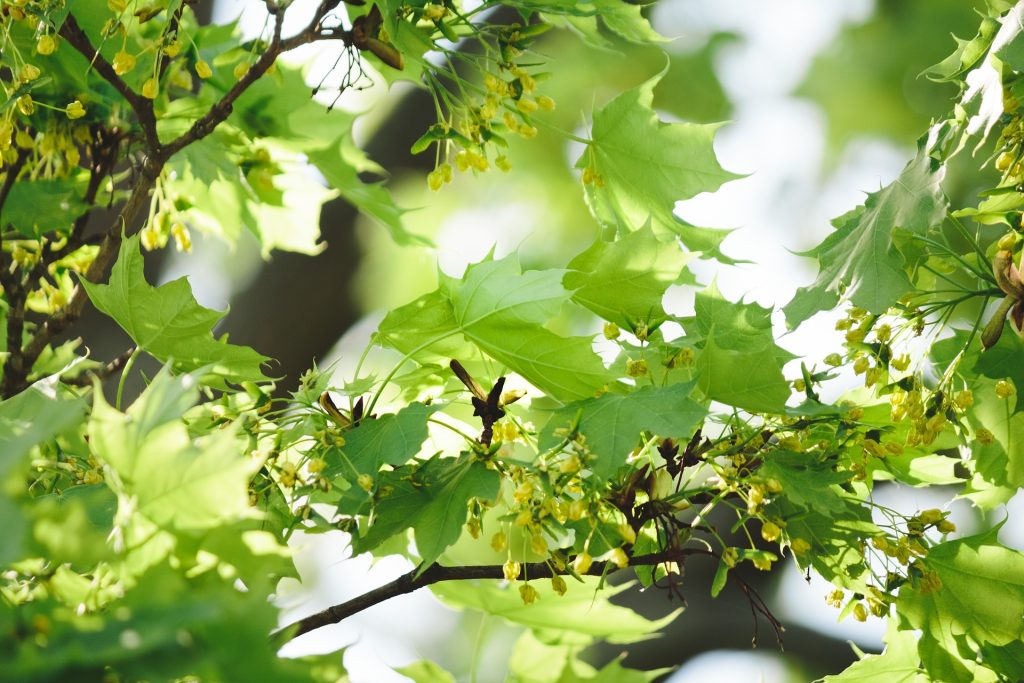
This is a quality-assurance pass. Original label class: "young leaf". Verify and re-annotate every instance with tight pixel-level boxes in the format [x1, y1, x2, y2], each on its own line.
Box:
[563, 225, 695, 332]
[379, 255, 613, 402]
[539, 382, 707, 480]
[89, 367, 259, 532]
[897, 527, 1024, 681]
[432, 578, 678, 644]
[578, 66, 741, 255]
[396, 660, 456, 683]
[308, 135, 424, 246]
[696, 331, 790, 414]
[0, 375, 86, 478]
[822, 626, 928, 682]
[785, 126, 948, 327]
[325, 402, 439, 478]
[80, 234, 271, 384]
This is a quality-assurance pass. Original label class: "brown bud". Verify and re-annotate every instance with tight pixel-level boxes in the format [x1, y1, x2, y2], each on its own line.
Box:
[993, 250, 1024, 298]
[364, 37, 404, 70]
[982, 295, 1017, 350]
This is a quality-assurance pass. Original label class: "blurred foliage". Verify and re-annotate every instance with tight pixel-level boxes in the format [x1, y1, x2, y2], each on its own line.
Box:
[799, 0, 988, 152]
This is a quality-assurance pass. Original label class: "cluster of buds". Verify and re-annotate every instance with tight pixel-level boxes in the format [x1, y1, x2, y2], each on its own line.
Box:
[419, 23, 554, 190]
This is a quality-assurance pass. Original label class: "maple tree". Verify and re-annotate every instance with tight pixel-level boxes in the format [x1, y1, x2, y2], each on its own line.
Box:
[3, 1, 1024, 681]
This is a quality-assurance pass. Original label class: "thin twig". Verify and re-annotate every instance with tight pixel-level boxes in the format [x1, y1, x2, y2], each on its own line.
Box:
[160, 4, 352, 160]
[62, 346, 136, 386]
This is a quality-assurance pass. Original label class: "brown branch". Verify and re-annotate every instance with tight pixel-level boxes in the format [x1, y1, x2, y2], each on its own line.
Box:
[160, 10, 287, 160]
[61, 346, 136, 386]
[160, 3, 352, 160]
[1, 279, 27, 397]
[58, 15, 161, 154]
[279, 549, 712, 642]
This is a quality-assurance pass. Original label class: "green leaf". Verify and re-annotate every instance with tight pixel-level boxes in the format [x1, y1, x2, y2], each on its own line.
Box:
[563, 226, 694, 332]
[974, 330, 1024, 414]
[327, 402, 439, 478]
[759, 451, 853, 514]
[379, 255, 613, 403]
[926, 15, 999, 82]
[696, 331, 790, 414]
[578, 67, 741, 256]
[89, 367, 259, 532]
[375, 289, 472, 363]
[308, 135, 424, 246]
[0, 496, 27, 567]
[432, 578, 676, 644]
[412, 457, 500, 569]
[688, 280, 795, 361]
[396, 660, 456, 683]
[441, 256, 612, 401]
[770, 498, 877, 591]
[349, 472, 427, 554]
[0, 376, 86, 479]
[969, 380, 1024, 489]
[80, 234, 271, 384]
[785, 127, 948, 327]
[823, 626, 928, 682]
[994, 5, 1024, 72]
[172, 158, 331, 256]
[351, 455, 499, 567]
[536, 0, 665, 48]
[710, 558, 729, 598]
[898, 527, 1024, 680]
[538, 382, 707, 480]
[1, 175, 90, 238]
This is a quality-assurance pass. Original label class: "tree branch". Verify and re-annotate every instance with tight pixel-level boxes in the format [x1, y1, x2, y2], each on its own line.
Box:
[279, 549, 712, 642]
[160, 3, 352, 160]
[61, 346, 136, 386]
[6, 158, 161, 397]
[58, 15, 161, 154]
[3, 3, 352, 397]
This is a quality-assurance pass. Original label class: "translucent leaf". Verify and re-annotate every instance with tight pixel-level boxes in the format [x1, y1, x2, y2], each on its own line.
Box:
[696, 331, 789, 414]
[898, 527, 1024, 681]
[308, 135, 423, 246]
[578, 67, 741, 255]
[538, 382, 707, 480]
[823, 626, 928, 682]
[785, 126, 948, 327]
[563, 226, 694, 332]
[0, 375, 86, 479]
[378, 255, 612, 403]
[81, 234, 271, 385]
[89, 368, 258, 532]
[396, 660, 456, 683]
[432, 578, 677, 644]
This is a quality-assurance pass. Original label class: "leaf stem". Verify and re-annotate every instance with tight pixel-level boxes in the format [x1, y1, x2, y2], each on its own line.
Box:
[115, 347, 142, 410]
